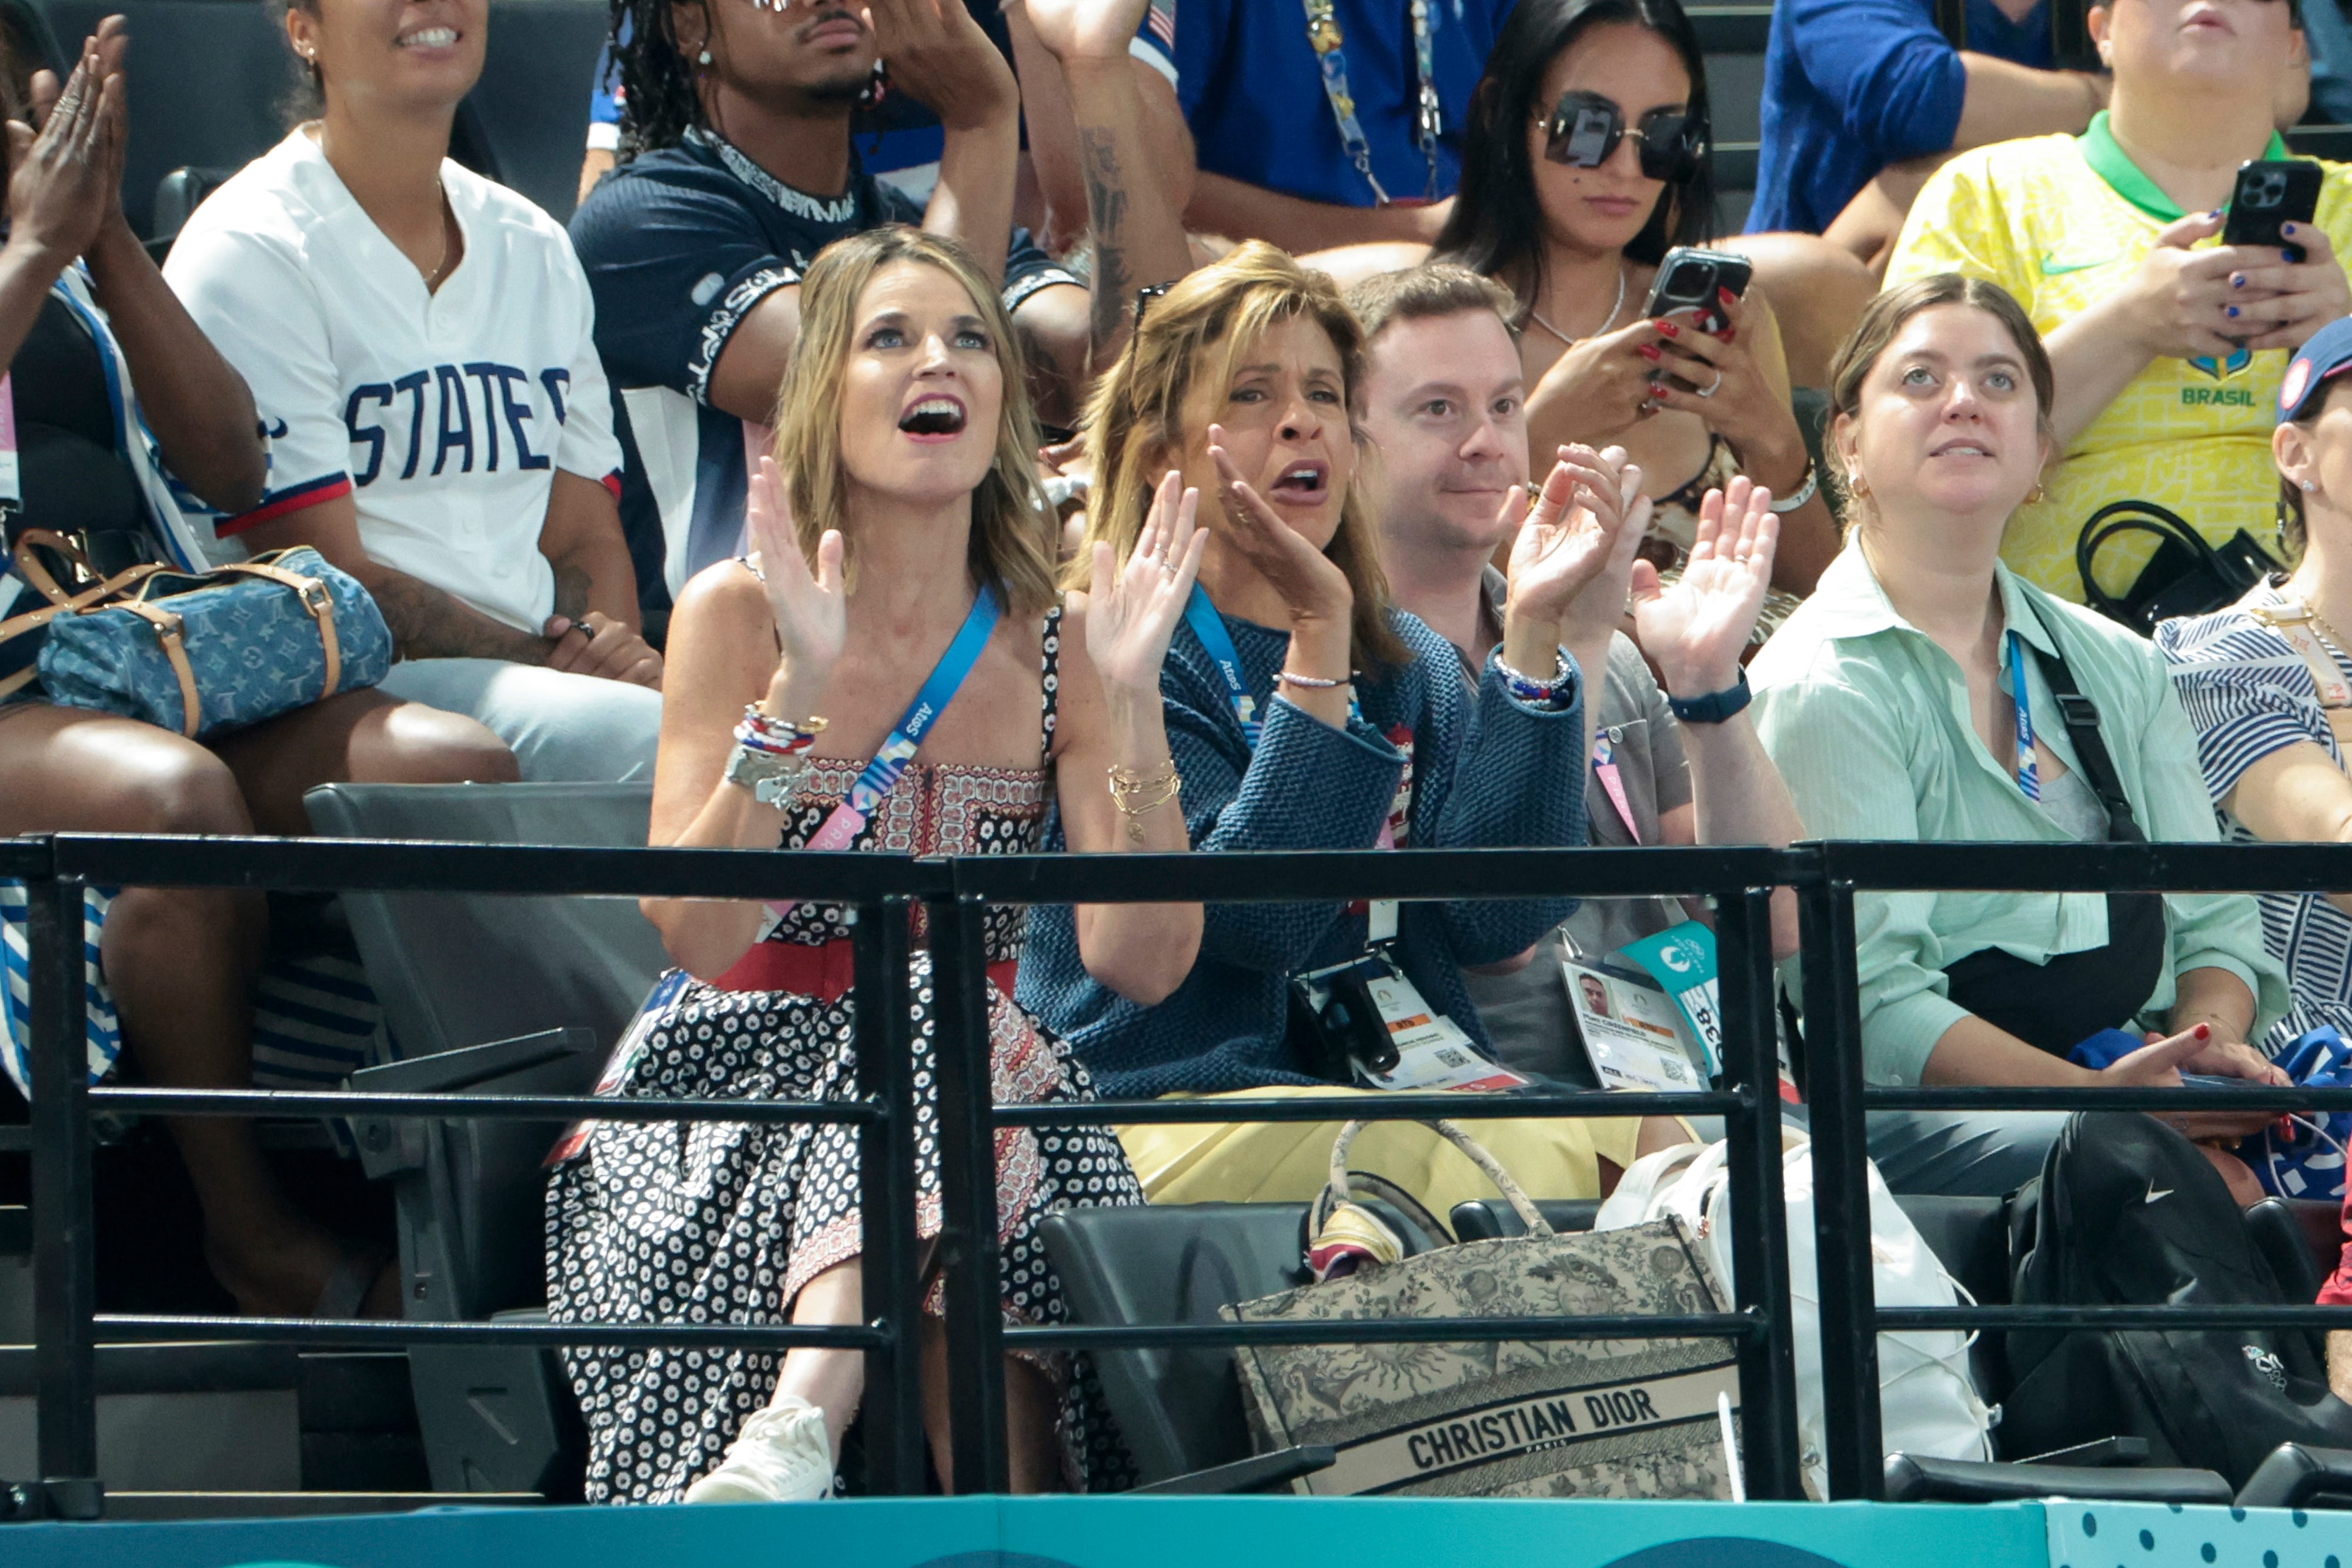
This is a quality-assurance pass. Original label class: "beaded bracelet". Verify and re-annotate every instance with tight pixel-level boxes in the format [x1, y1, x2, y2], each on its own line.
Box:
[1495, 649, 1574, 705]
[734, 704, 827, 757]
[1277, 669, 1348, 690]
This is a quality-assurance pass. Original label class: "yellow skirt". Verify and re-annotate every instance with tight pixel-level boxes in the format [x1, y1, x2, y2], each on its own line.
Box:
[1114, 1085, 1651, 1216]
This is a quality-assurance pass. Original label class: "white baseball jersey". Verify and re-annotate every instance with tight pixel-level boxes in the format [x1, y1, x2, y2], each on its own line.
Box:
[165, 129, 623, 633]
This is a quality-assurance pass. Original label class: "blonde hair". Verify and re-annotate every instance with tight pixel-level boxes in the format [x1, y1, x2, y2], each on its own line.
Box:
[1077, 240, 1409, 671]
[770, 225, 1057, 617]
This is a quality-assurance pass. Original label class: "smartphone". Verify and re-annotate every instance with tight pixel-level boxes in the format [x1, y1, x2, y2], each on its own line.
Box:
[2222, 159, 2323, 261]
[1639, 246, 1753, 333]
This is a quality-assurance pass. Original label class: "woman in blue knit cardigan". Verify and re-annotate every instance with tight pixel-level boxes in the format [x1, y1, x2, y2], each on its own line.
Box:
[1020, 243, 1689, 1211]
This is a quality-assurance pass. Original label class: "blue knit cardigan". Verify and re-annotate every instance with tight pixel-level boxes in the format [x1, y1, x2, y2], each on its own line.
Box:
[1017, 604, 1589, 1100]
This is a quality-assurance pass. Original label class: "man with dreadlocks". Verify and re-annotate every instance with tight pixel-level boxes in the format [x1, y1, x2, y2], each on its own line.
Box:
[576, 0, 1105, 632]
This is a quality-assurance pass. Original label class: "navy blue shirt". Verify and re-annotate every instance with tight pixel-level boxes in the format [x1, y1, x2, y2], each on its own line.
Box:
[587, 9, 1177, 180]
[1177, 0, 1516, 209]
[1019, 606, 1586, 1101]
[1748, 0, 2052, 236]
[569, 131, 1078, 620]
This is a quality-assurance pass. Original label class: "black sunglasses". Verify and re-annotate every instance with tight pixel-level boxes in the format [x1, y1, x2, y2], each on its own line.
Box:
[1134, 281, 1175, 323]
[1540, 91, 1706, 183]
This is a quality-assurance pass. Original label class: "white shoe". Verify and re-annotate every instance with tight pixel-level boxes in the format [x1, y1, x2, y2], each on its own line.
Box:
[682, 1396, 834, 1504]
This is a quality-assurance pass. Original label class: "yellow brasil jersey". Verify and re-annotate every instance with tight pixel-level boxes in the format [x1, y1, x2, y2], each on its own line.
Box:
[1885, 115, 2352, 603]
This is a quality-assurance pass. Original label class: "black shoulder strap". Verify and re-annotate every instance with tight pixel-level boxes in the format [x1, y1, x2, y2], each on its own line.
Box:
[2023, 632, 2147, 845]
[1934, 0, 1969, 48]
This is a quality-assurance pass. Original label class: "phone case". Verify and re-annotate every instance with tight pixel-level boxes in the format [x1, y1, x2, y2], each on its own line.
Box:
[2223, 159, 2323, 260]
[1641, 246, 1753, 332]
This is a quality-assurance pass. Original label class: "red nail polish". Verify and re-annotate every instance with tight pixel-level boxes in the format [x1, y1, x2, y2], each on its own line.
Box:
[1719, 328, 1737, 343]
[1638, 345, 1662, 362]
[1718, 286, 1736, 305]
[1649, 382, 1669, 398]
[2195, 1023, 2210, 1040]
[1655, 318, 1681, 338]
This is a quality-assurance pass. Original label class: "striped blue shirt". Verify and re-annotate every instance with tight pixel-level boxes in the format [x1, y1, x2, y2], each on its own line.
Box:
[2157, 584, 2352, 1055]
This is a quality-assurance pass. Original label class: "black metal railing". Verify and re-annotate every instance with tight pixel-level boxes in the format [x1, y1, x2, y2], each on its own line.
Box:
[1799, 840, 2352, 1502]
[14, 831, 2352, 1514]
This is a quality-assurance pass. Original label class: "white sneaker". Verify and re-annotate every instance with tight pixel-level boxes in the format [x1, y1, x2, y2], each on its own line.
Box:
[682, 1396, 834, 1504]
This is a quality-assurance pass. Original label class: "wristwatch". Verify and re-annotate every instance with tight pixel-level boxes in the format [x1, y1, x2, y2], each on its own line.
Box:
[1666, 668, 1752, 725]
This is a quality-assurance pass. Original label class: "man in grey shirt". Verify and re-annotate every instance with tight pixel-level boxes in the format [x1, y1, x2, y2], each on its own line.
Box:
[1348, 265, 1805, 1086]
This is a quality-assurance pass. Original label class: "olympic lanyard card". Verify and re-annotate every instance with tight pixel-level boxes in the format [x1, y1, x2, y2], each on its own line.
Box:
[1565, 957, 1706, 1094]
[1616, 920, 1722, 1078]
[1359, 966, 1532, 1093]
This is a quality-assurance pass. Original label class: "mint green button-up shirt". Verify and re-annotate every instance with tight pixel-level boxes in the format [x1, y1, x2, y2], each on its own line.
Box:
[1749, 546, 2288, 1086]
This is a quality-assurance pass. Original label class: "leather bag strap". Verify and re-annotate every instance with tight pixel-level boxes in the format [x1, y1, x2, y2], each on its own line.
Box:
[112, 599, 200, 737]
[199, 558, 342, 698]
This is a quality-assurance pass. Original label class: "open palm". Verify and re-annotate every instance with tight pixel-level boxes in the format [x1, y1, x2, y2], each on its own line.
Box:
[746, 456, 848, 683]
[1505, 444, 1646, 628]
[1630, 476, 1777, 697]
[1088, 469, 1205, 696]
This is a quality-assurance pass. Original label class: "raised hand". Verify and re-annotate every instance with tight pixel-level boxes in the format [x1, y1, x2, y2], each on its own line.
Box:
[1503, 443, 1647, 631]
[745, 456, 848, 708]
[1017, 0, 1152, 63]
[1207, 423, 1354, 628]
[1087, 469, 1205, 697]
[866, 0, 1020, 134]
[1629, 475, 1778, 699]
[6, 26, 127, 268]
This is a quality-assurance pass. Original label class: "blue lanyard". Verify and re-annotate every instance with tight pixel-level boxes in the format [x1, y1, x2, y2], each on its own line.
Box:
[1302, 0, 1441, 206]
[2007, 629, 2041, 803]
[811, 585, 1001, 844]
[1184, 583, 1262, 746]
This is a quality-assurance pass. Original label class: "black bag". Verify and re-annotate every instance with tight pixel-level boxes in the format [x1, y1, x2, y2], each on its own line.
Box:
[2000, 1111, 2352, 1483]
[2077, 499, 2279, 636]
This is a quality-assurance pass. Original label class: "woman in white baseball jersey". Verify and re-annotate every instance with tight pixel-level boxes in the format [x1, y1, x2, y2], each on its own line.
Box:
[0, 18, 516, 1318]
[165, 0, 664, 782]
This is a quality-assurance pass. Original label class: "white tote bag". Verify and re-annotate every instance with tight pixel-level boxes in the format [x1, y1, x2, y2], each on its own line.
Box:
[1596, 1134, 1996, 1497]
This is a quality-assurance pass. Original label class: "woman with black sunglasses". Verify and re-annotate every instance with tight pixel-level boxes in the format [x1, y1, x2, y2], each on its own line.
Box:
[1427, 0, 1841, 617]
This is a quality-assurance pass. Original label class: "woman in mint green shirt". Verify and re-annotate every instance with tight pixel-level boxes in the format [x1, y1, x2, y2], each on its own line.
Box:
[1750, 273, 2288, 1198]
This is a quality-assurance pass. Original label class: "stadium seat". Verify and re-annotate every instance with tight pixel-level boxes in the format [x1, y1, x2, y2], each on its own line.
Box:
[39, 0, 292, 239]
[300, 781, 664, 1498]
[1037, 1201, 1449, 1491]
[461, 0, 607, 223]
[1883, 1452, 2231, 1505]
[299, 782, 664, 1066]
[349, 1027, 596, 1497]
[2234, 1443, 2352, 1510]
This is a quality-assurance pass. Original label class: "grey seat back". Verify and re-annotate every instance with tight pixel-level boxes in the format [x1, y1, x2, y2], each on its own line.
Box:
[1038, 1204, 1319, 1485]
[302, 782, 665, 1065]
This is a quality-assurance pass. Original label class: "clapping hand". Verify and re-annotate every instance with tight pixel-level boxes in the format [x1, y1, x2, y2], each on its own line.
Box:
[866, 0, 1020, 134]
[1630, 476, 1777, 700]
[1207, 424, 1354, 628]
[745, 456, 848, 710]
[1502, 443, 1649, 632]
[1087, 469, 1205, 698]
[7, 21, 128, 267]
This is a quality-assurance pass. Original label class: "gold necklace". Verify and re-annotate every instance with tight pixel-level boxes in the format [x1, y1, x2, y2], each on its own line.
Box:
[422, 190, 455, 290]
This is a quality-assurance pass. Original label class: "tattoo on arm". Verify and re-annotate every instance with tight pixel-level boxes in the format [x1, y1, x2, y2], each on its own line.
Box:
[371, 571, 550, 664]
[1080, 126, 1133, 365]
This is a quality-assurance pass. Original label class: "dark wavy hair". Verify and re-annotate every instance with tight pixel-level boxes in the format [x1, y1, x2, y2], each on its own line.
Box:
[607, 0, 697, 159]
[1431, 0, 1715, 312]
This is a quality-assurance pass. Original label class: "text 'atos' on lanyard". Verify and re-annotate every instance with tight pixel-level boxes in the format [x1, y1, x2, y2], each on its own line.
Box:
[1186, 581, 1399, 938]
[2007, 629, 2041, 802]
[1303, 0, 1441, 206]
[766, 584, 1001, 919]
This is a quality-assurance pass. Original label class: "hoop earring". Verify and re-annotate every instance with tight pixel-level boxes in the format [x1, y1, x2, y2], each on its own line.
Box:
[1846, 471, 1870, 499]
[2026, 482, 2046, 505]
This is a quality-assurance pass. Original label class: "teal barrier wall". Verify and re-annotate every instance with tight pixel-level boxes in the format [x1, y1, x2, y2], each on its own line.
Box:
[0, 1495, 2052, 1568]
[9, 1495, 2352, 1568]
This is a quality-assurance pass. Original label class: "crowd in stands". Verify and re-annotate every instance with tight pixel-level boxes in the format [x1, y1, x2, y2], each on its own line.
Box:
[19, 0, 2352, 1508]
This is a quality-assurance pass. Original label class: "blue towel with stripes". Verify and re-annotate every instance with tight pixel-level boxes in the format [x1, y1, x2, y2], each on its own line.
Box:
[1, 881, 386, 1109]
